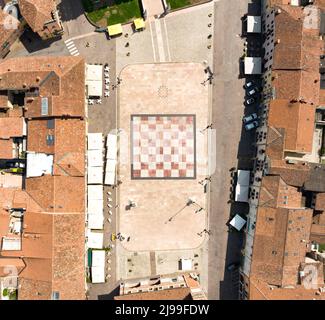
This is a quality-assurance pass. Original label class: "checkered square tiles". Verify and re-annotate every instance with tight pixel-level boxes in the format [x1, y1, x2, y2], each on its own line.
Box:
[131, 115, 196, 179]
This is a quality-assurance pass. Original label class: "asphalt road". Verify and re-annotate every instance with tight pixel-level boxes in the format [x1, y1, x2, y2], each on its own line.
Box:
[207, 0, 253, 300]
[57, 0, 94, 38]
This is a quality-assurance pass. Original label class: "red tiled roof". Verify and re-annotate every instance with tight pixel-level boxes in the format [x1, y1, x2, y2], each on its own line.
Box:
[251, 207, 313, 287]
[0, 117, 24, 139]
[0, 55, 86, 300]
[18, 0, 56, 33]
[115, 288, 193, 300]
[268, 100, 315, 153]
[249, 276, 325, 300]
[0, 139, 13, 159]
[0, 56, 85, 117]
[0, 9, 20, 48]
[27, 118, 85, 177]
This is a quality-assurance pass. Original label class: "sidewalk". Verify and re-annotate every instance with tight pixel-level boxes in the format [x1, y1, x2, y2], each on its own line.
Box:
[142, 0, 165, 17]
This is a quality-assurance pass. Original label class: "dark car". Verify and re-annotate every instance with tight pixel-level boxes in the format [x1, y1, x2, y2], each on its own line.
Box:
[227, 262, 240, 271]
[245, 97, 255, 105]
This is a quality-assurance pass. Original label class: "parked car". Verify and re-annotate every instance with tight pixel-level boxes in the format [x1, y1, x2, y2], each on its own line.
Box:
[245, 120, 259, 131]
[243, 113, 258, 124]
[244, 81, 254, 89]
[227, 262, 240, 271]
[5, 160, 25, 169]
[247, 88, 256, 96]
[245, 97, 255, 105]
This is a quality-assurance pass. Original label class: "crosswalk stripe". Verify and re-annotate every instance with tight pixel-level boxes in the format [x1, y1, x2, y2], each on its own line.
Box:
[64, 38, 80, 56]
[69, 48, 79, 55]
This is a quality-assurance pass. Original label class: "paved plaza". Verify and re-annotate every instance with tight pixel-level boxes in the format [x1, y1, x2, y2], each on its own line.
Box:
[117, 63, 209, 252]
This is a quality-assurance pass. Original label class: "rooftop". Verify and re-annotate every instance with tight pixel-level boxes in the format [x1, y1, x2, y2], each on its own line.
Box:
[18, 0, 56, 33]
[114, 287, 193, 300]
[0, 56, 86, 300]
[268, 100, 315, 153]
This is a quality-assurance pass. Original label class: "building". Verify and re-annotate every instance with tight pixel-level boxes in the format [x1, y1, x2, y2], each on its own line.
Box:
[18, 0, 63, 40]
[240, 0, 325, 300]
[0, 0, 63, 58]
[0, 7, 24, 58]
[0, 56, 86, 300]
[115, 273, 207, 300]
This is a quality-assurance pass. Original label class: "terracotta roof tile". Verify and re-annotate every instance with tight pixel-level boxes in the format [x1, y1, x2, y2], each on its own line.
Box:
[315, 193, 325, 212]
[0, 117, 25, 139]
[0, 9, 20, 48]
[251, 207, 313, 286]
[0, 139, 14, 158]
[25, 176, 85, 213]
[18, 0, 56, 32]
[249, 276, 325, 300]
[0, 56, 85, 117]
[115, 288, 193, 300]
[0, 55, 86, 300]
[268, 100, 315, 153]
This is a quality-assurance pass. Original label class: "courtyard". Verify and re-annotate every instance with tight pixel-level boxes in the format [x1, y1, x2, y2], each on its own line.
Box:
[117, 62, 209, 252]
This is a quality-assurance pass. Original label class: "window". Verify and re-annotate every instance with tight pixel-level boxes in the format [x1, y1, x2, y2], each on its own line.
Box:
[51, 291, 60, 300]
[47, 119, 54, 129]
[46, 134, 55, 146]
[41, 97, 49, 116]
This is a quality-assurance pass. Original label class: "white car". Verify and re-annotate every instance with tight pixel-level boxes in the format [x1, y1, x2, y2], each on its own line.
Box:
[244, 81, 254, 89]
[245, 120, 259, 131]
[243, 113, 258, 124]
[247, 88, 258, 96]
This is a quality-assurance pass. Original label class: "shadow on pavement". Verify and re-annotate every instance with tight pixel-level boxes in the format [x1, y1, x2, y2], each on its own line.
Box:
[217, 0, 262, 301]
[19, 28, 61, 54]
[58, 0, 85, 22]
[97, 285, 120, 300]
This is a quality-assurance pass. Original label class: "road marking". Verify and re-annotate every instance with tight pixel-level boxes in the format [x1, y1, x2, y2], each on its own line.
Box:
[149, 22, 157, 63]
[154, 19, 166, 62]
[69, 31, 96, 41]
[64, 39, 80, 56]
[162, 18, 171, 62]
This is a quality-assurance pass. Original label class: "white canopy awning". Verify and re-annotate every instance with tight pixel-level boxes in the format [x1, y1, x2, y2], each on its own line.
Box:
[87, 149, 103, 167]
[87, 185, 103, 201]
[86, 81, 102, 97]
[87, 231, 104, 249]
[230, 214, 247, 231]
[86, 64, 103, 97]
[88, 133, 103, 150]
[86, 65, 103, 81]
[247, 16, 261, 33]
[87, 166, 103, 184]
[104, 159, 116, 186]
[180, 259, 193, 271]
[244, 57, 262, 74]
[237, 170, 250, 186]
[88, 212, 104, 230]
[91, 250, 105, 283]
[235, 184, 249, 202]
[106, 133, 117, 160]
[87, 198, 103, 215]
